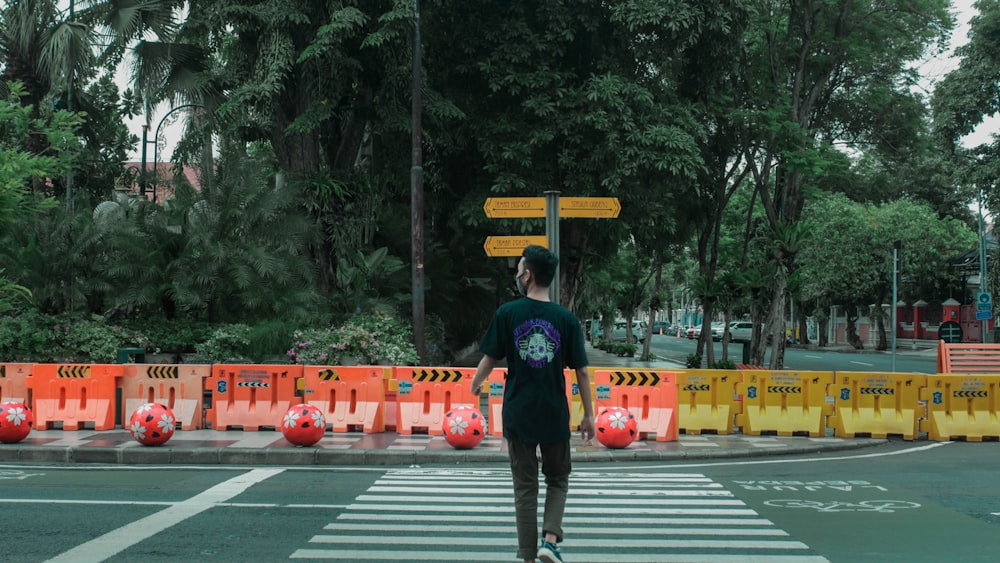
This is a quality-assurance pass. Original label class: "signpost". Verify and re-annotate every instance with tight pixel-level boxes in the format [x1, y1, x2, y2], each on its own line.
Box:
[483, 194, 622, 304]
[483, 197, 622, 219]
[483, 236, 548, 257]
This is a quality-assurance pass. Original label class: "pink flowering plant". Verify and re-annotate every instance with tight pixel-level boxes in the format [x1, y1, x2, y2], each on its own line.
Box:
[288, 312, 418, 366]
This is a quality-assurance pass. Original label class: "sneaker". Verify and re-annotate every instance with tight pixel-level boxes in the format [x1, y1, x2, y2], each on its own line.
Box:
[538, 540, 564, 563]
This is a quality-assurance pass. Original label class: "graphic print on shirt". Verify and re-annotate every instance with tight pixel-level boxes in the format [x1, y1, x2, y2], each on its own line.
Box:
[514, 318, 561, 368]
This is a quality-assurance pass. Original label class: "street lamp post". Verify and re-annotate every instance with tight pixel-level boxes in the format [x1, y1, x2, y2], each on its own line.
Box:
[150, 103, 204, 202]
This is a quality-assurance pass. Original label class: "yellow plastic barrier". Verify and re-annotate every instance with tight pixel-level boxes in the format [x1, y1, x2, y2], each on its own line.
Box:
[830, 372, 926, 440]
[920, 375, 1000, 441]
[735, 370, 833, 436]
[675, 370, 742, 434]
[594, 370, 678, 441]
[568, 368, 597, 431]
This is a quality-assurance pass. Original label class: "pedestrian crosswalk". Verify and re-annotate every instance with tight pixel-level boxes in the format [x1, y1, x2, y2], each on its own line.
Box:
[290, 469, 828, 562]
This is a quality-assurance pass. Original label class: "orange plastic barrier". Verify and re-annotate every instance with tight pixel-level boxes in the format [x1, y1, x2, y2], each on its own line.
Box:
[920, 374, 1000, 441]
[394, 367, 479, 435]
[937, 340, 1000, 373]
[207, 364, 303, 430]
[735, 370, 833, 436]
[0, 363, 32, 403]
[675, 370, 742, 434]
[594, 370, 678, 441]
[120, 364, 211, 430]
[301, 366, 385, 433]
[28, 364, 123, 430]
[830, 372, 926, 440]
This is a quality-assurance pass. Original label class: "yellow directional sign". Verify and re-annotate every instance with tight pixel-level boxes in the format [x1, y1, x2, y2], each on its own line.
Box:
[483, 235, 548, 257]
[483, 197, 621, 219]
[483, 197, 546, 218]
[559, 197, 621, 218]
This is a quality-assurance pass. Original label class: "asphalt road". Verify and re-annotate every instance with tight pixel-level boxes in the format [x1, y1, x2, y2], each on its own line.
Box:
[2, 440, 998, 562]
[644, 334, 937, 374]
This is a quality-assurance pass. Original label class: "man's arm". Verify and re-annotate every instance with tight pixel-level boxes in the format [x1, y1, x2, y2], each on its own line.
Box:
[575, 366, 595, 443]
[470, 354, 496, 395]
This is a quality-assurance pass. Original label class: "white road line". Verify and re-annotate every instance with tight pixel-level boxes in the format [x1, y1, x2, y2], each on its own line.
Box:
[365, 486, 730, 496]
[291, 550, 829, 562]
[850, 360, 874, 367]
[44, 468, 283, 563]
[591, 442, 952, 470]
[323, 522, 789, 536]
[345, 504, 758, 515]
[308, 535, 810, 550]
[334, 513, 775, 525]
[805, 355, 822, 359]
[0, 499, 172, 506]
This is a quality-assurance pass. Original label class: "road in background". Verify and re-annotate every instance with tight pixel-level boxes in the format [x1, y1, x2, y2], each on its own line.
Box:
[645, 334, 937, 374]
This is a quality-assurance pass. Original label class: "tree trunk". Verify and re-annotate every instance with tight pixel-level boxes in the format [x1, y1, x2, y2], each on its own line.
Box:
[845, 307, 864, 349]
[560, 222, 588, 310]
[766, 276, 788, 370]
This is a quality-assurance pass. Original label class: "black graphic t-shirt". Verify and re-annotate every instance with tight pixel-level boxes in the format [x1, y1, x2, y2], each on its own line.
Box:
[479, 297, 588, 444]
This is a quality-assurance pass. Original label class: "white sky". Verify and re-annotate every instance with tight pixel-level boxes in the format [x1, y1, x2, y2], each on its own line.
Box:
[123, 0, 998, 162]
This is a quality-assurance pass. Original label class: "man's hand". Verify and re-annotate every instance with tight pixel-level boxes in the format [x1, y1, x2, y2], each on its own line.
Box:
[470, 380, 482, 396]
[579, 415, 596, 445]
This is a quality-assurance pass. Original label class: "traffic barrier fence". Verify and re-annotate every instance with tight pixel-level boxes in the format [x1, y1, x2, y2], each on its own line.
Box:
[120, 364, 212, 430]
[207, 364, 303, 431]
[829, 372, 925, 440]
[301, 366, 386, 433]
[920, 374, 1000, 441]
[28, 364, 123, 430]
[0, 363, 32, 404]
[394, 367, 479, 435]
[674, 369, 742, 434]
[735, 370, 833, 437]
[594, 370, 678, 441]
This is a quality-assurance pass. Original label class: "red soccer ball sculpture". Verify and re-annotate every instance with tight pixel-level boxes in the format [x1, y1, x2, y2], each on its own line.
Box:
[595, 406, 638, 449]
[0, 401, 32, 444]
[281, 404, 327, 446]
[443, 405, 485, 449]
[129, 402, 176, 446]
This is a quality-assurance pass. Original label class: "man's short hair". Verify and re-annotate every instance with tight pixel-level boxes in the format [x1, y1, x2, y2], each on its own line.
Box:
[522, 245, 559, 288]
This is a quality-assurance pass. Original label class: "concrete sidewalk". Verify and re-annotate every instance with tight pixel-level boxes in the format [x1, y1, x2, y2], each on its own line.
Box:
[0, 342, 889, 466]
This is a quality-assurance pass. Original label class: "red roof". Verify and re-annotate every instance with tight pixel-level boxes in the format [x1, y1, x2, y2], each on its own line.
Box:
[120, 162, 202, 201]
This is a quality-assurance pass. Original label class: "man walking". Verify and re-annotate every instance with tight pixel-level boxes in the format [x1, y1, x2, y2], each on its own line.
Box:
[470, 245, 596, 563]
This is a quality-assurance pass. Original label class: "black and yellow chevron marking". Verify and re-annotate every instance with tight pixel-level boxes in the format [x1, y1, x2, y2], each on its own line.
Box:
[147, 366, 179, 379]
[766, 385, 801, 394]
[683, 384, 711, 392]
[610, 371, 661, 386]
[861, 387, 894, 395]
[58, 365, 90, 378]
[954, 390, 988, 398]
[414, 369, 464, 383]
[318, 369, 340, 381]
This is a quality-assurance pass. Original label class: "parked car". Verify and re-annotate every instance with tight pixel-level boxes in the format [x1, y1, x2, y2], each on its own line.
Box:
[714, 320, 756, 343]
[611, 321, 646, 344]
[650, 321, 670, 335]
[685, 325, 701, 339]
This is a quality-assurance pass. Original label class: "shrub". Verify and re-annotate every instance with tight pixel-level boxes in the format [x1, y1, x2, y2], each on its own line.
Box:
[195, 324, 252, 362]
[288, 311, 419, 366]
[685, 353, 702, 368]
[711, 358, 737, 369]
[613, 343, 637, 357]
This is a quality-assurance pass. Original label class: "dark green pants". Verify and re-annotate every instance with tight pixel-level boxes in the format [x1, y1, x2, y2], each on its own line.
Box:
[507, 436, 571, 560]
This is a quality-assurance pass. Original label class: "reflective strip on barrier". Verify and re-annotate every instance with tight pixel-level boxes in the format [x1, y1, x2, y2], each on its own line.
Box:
[830, 372, 926, 440]
[393, 366, 479, 435]
[674, 370, 742, 435]
[0, 363, 32, 404]
[735, 370, 833, 437]
[594, 370, 678, 442]
[121, 364, 211, 430]
[920, 375, 1000, 441]
[28, 364, 122, 430]
[486, 369, 506, 436]
[207, 364, 303, 431]
[302, 366, 385, 433]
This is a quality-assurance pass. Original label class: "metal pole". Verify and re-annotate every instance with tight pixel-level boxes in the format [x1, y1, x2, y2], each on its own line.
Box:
[152, 104, 203, 202]
[891, 241, 899, 372]
[545, 191, 560, 305]
[980, 190, 989, 343]
[410, 0, 426, 362]
[140, 124, 149, 197]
